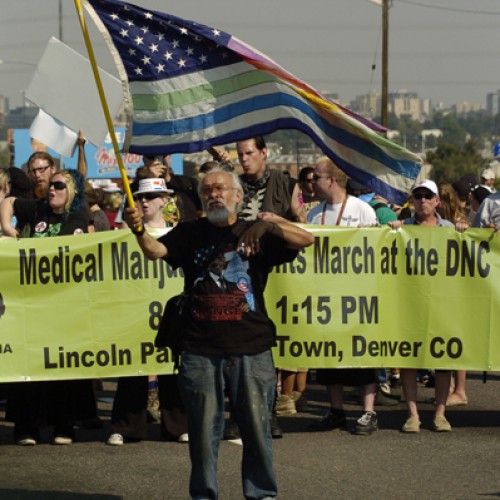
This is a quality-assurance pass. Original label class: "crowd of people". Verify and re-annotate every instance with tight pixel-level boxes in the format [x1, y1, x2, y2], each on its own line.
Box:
[1, 134, 498, 499]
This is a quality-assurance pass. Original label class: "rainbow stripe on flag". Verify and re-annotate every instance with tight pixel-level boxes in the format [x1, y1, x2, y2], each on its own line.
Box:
[84, 0, 421, 203]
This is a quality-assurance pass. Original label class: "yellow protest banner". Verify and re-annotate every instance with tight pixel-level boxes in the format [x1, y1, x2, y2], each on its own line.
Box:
[0, 225, 498, 382]
[269, 226, 499, 371]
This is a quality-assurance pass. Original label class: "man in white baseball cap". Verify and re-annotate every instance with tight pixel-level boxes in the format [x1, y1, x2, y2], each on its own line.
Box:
[412, 179, 439, 196]
[388, 179, 454, 433]
[479, 167, 496, 193]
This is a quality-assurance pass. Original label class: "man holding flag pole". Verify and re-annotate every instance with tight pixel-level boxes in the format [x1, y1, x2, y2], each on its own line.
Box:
[123, 167, 314, 498]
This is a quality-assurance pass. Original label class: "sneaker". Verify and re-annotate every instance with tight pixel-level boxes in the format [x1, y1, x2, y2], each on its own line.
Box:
[275, 394, 297, 416]
[177, 433, 189, 443]
[379, 382, 391, 395]
[147, 388, 161, 423]
[402, 416, 421, 433]
[291, 391, 308, 412]
[309, 408, 347, 432]
[223, 418, 241, 440]
[107, 433, 124, 446]
[16, 435, 37, 446]
[354, 411, 378, 435]
[270, 414, 283, 439]
[433, 416, 452, 432]
[53, 435, 73, 445]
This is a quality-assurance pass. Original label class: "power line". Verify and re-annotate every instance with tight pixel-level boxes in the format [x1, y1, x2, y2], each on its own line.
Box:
[396, 0, 500, 15]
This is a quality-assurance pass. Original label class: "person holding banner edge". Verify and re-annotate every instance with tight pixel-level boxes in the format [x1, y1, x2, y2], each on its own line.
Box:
[307, 156, 380, 436]
[388, 179, 456, 432]
[0, 168, 97, 445]
[124, 167, 314, 500]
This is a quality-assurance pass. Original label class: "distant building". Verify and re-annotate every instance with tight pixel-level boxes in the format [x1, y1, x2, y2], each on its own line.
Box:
[388, 89, 431, 121]
[5, 105, 38, 129]
[350, 90, 380, 119]
[454, 101, 484, 114]
[486, 90, 500, 116]
[0, 95, 9, 127]
[349, 89, 431, 121]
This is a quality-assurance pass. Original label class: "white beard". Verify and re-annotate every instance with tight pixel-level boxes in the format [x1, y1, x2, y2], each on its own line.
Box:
[206, 205, 231, 224]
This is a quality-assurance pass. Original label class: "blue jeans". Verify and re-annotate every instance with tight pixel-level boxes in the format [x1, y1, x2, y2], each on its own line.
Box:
[179, 350, 277, 500]
[376, 369, 388, 384]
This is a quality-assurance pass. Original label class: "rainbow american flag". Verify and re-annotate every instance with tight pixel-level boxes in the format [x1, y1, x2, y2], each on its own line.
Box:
[84, 0, 421, 204]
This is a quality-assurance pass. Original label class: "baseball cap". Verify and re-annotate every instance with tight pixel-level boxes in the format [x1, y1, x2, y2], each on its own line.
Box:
[480, 168, 495, 180]
[412, 180, 438, 196]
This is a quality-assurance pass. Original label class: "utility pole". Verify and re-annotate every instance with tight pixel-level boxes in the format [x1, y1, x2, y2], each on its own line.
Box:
[59, 0, 63, 41]
[370, 0, 391, 128]
[381, 0, 390, 128]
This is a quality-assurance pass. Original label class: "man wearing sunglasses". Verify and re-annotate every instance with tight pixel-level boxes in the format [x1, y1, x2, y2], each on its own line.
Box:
[298, 166, 320, 216]
[307, 156, 379, 436]
[390, 180, 454, 229]
[388, 179, 454, 433]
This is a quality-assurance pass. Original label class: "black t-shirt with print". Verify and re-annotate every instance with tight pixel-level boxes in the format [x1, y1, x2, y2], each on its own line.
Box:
[160, 218, 298, 355]
[14, 198, 89, 237]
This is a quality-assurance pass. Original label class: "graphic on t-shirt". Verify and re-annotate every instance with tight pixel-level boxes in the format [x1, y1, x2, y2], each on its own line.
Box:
[240, 186, 265, 221]
[191, 243, 255, 322]
[34, 222, 62, 238]
[223, 250, 255, 311]
[163, 194, 179, 226]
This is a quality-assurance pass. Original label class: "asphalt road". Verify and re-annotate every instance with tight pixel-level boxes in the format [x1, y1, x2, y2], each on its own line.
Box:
[1, 372, 499, 499]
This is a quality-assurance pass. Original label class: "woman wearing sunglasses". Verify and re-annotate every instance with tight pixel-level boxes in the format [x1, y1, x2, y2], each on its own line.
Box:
[0, 169, 88, 238]
[108, 178, 189, 446]
[128, 177, 174, 236]
[0, 168, 97, 446]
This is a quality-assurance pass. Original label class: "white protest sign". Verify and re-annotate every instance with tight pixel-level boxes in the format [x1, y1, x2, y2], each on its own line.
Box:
[26, 37, 123, 150]
[29, 109, 79, 158]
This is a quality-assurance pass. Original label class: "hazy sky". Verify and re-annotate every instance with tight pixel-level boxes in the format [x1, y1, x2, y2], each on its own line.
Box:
[1, 0, 499, 110]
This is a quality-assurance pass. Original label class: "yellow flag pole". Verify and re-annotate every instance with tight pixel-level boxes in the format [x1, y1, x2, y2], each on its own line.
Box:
[73, 0, 137, 213]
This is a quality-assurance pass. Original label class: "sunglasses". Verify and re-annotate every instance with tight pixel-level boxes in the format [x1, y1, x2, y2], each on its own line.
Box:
[49, 181, 67, 190]
[134, 193, 163, 201]
[413, 191, 435, 200]
[312, 174, 331, 182]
